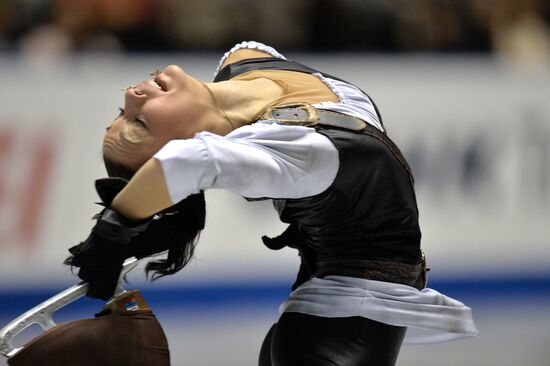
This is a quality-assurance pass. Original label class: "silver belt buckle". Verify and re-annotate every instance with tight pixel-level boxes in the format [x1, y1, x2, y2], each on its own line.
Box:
[262, 103, 320, 127]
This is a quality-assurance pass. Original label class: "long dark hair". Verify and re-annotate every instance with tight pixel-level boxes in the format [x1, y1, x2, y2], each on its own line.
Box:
[104, 157, 206, 280]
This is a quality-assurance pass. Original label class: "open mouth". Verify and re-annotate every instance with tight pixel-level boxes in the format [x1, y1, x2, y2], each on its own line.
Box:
[153, 76, 167, 91]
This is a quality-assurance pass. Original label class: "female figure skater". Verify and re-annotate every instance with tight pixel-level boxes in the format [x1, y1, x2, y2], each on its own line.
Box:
[67, 41, 477, 366]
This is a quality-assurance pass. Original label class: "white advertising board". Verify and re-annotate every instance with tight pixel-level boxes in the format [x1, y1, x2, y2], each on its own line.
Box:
[0, 54, 548, 287]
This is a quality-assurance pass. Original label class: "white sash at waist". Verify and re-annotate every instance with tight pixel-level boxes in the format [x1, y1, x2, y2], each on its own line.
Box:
[279, 275, 479, 345]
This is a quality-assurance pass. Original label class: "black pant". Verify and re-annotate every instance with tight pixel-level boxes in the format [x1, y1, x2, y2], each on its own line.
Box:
[259, 312, 406, 366]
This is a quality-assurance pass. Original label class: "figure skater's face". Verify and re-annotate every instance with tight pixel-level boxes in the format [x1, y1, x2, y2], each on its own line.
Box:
[103, 65, 213, 170]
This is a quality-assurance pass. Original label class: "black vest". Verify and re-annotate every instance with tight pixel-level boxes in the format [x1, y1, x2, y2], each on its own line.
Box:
[214, 57, 422, 285]
[280, 125, 421, 264]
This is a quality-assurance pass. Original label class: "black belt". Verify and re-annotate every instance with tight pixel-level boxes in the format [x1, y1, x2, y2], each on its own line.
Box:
[260, 103, 369, 132]
[315, 253, 429, 290]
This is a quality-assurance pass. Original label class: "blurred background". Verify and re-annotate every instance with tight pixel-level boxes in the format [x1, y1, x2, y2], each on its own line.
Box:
[0, 0, 549, 365]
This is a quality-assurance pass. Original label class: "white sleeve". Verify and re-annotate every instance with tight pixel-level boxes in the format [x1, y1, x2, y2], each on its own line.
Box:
[153, 122, 339, 204]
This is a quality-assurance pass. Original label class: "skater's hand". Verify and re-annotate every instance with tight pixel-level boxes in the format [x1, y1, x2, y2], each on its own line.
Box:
[65, 178, 152, 300]
[65, 177, 196, 299]
[67, 207, 151, 300]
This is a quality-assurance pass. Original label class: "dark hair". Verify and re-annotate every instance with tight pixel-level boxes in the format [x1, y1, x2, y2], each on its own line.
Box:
[103, 157, 136, 181]
[104, 157, 206, 280]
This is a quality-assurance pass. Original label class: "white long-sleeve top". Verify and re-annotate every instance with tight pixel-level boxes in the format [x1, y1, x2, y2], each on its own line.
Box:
[153, 42, 478, 345]
[154, 121, 339, 204]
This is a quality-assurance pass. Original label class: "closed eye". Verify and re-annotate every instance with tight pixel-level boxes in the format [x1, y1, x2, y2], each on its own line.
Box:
[107, 108, 126, 130]
[118, 107, 147, 129]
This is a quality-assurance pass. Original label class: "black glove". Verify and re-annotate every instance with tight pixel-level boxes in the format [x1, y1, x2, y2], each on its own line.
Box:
[66, 178, 151, 300]
[69, 207, 151, 300]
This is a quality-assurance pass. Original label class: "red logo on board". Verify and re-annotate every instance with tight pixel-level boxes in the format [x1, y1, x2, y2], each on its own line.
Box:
[0, 126, 57, 250]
